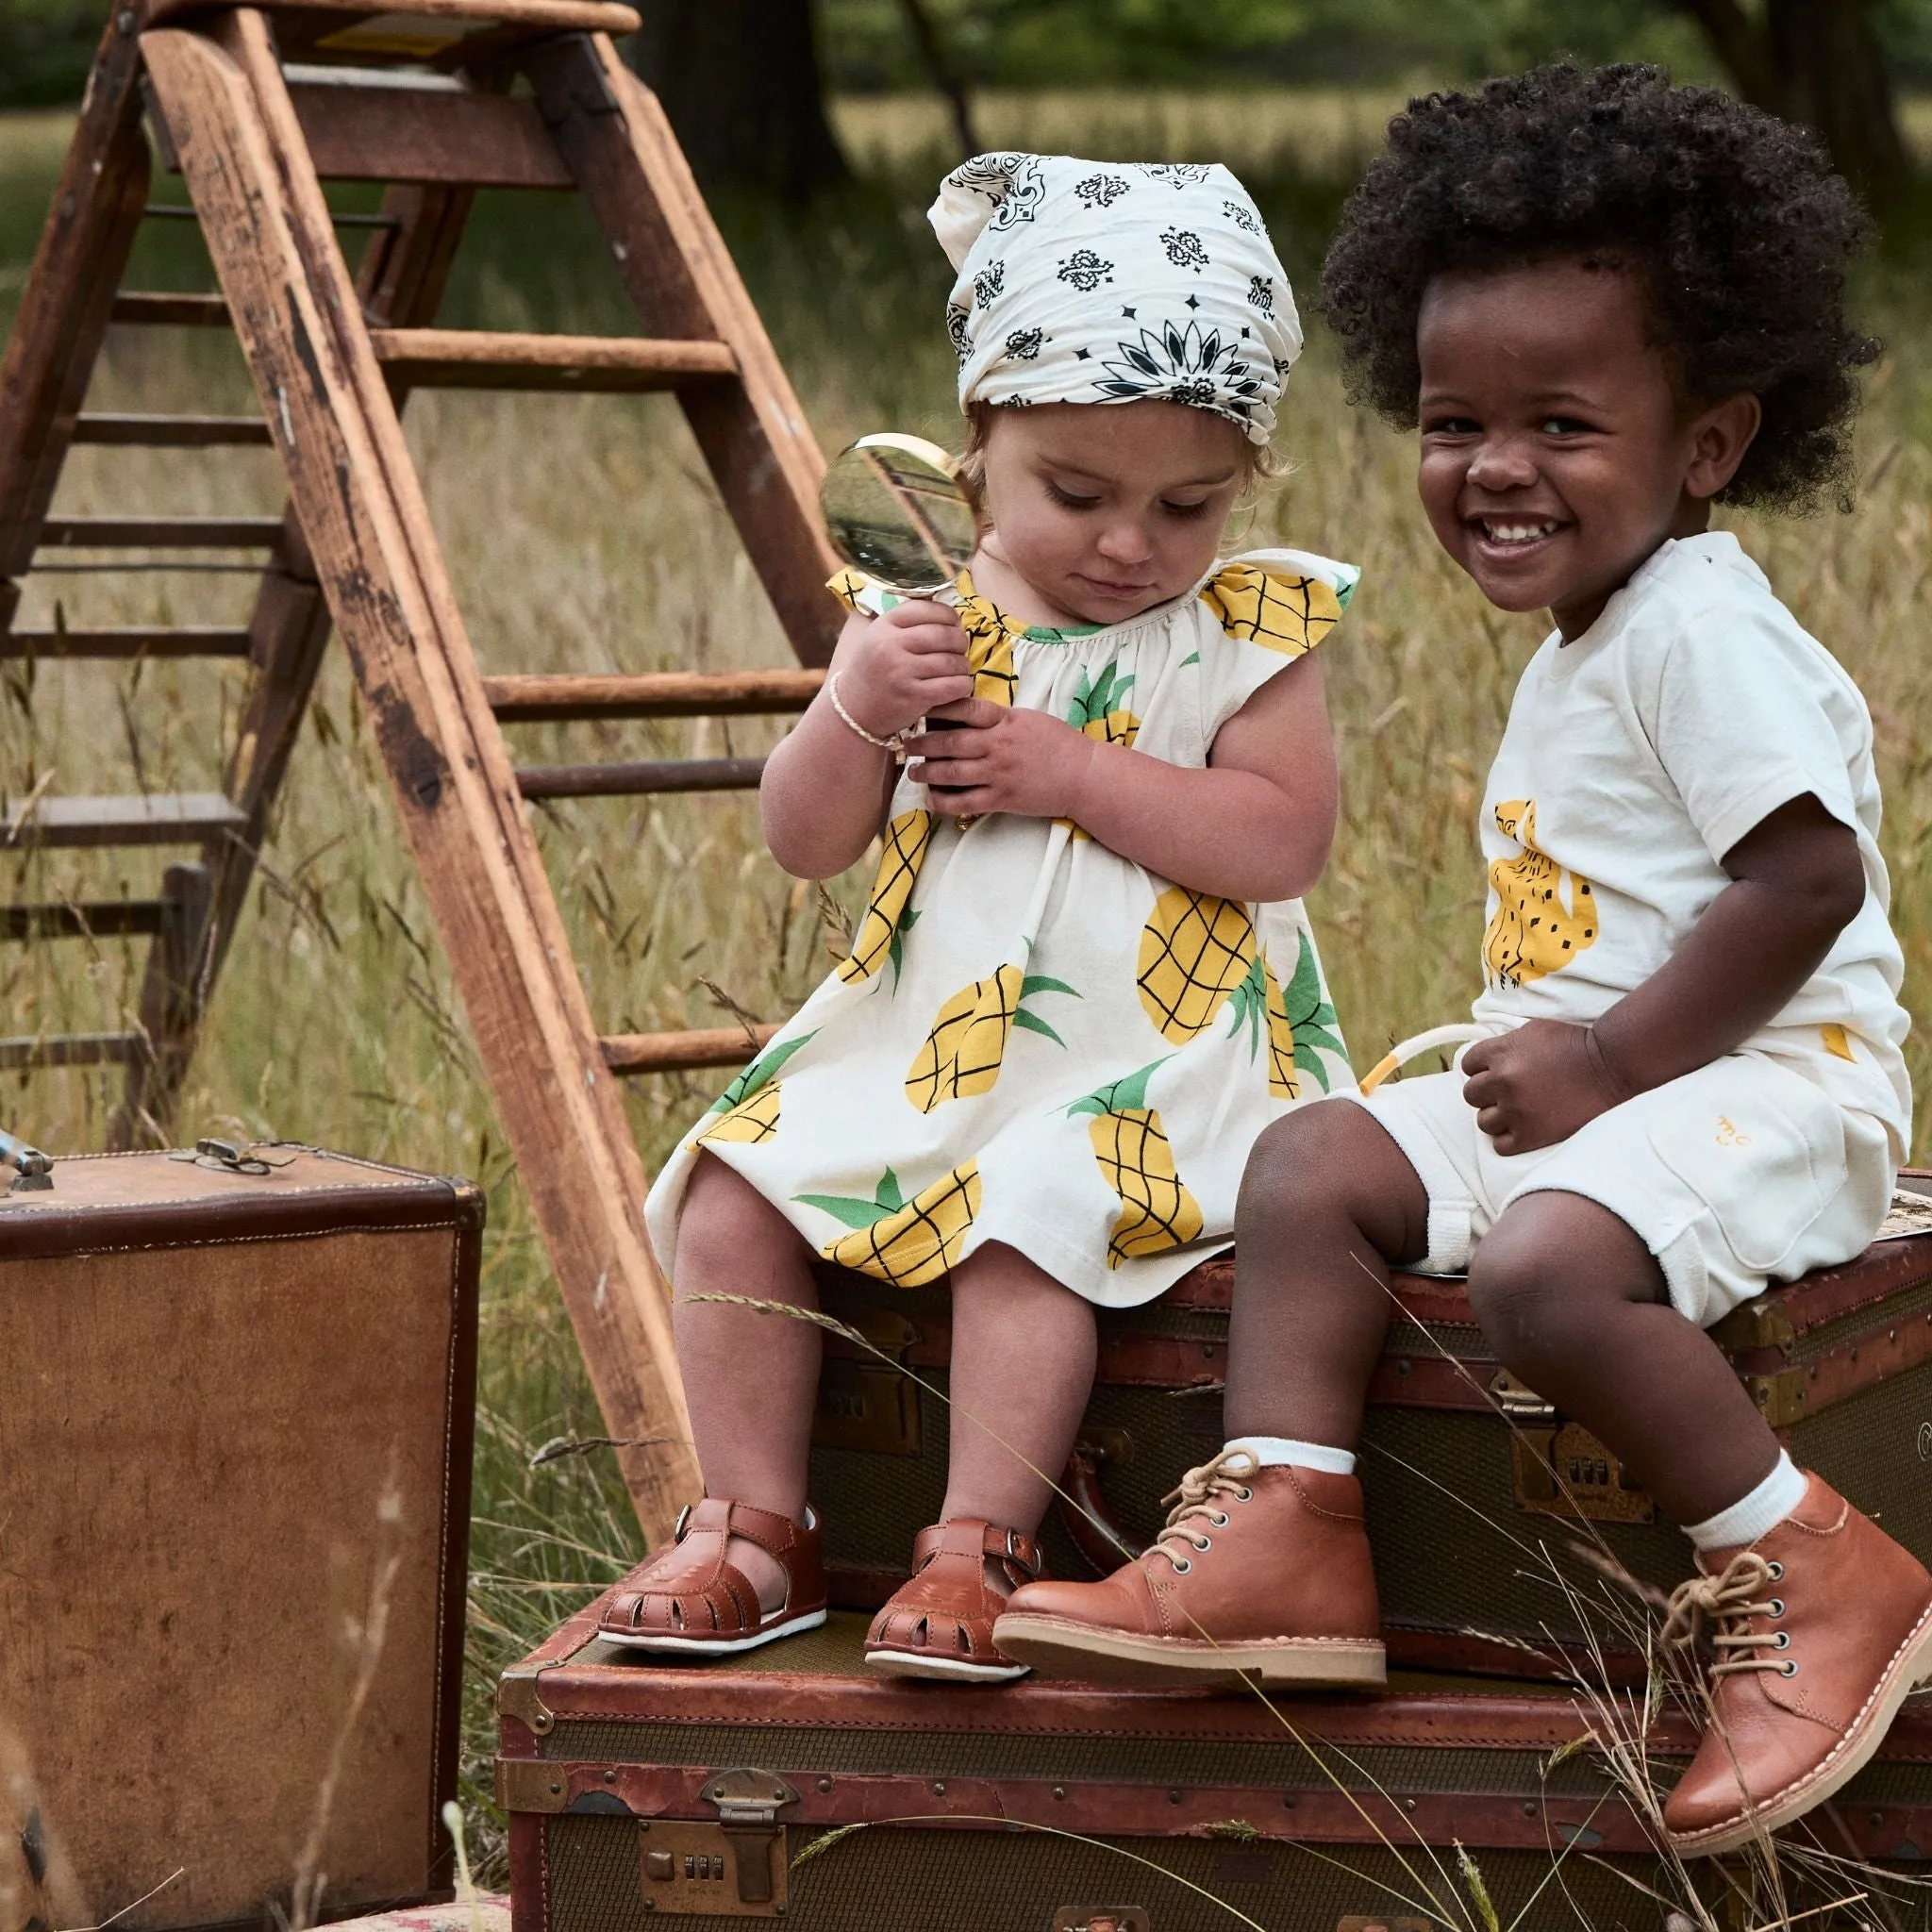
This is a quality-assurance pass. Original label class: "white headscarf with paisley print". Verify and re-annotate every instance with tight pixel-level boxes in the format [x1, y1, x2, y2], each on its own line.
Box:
[928, 153, 1302, 445]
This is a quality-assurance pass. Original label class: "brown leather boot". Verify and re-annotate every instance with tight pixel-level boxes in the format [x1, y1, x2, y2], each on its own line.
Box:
[598, 1498, 826, 1656]
[991, 1449, 1385, 1688]
[1662, 1473, 1932, 1857]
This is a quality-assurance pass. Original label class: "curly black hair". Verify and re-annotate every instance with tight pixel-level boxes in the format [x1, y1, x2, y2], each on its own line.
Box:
[1319, 64, 1879, 511]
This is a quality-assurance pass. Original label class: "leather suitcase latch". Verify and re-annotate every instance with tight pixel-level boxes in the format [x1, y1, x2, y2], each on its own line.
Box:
[812, 1310, 923, 1457]
[635, 1768, 797, 1917]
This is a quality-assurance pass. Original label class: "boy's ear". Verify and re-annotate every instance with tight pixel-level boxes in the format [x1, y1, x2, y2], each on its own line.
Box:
[1684, 392, 1762, 502]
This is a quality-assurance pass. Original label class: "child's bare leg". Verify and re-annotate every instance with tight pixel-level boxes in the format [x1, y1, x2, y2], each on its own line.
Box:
[1467, 1191, 1778, 1524]
[942, 1241, 1096, 1586]
[1223, 1101, 1429, 1446]
[672, 1151, 822, 1610]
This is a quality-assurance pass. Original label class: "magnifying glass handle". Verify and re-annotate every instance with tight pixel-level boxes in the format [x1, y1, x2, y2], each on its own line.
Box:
[921, 715, 969, 798]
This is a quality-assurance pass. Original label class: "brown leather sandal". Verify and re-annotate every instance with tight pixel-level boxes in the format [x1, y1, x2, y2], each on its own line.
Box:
[863, 1518, 1043, 1682]
[598, 1498, 826, 1656]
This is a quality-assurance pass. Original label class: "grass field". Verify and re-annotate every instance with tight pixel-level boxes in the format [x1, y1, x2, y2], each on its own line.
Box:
[5, 87, 1932, 1921]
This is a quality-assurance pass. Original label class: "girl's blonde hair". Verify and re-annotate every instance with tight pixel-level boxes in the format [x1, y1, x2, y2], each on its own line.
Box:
[955, 400, 1284, 526]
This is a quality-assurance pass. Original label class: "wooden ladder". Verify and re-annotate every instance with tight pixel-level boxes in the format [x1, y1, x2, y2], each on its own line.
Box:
[0, 0, 845, 1538]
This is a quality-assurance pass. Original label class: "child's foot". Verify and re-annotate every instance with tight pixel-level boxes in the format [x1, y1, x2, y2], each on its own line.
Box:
[862, 1519, 1042, 1683]
[992, 1449, 1386, 1687]
[1662, 1474, 1932, 1857]
[597, 1498, 826, 1656]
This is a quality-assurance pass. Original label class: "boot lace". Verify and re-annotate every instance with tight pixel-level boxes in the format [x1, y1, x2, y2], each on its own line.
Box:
[1144, 1449, 1260, 1574]
[1662, 1551, 1790, 1679]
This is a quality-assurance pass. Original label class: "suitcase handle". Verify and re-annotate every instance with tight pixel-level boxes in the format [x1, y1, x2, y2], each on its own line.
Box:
[1057, 1435, 1140, 1574]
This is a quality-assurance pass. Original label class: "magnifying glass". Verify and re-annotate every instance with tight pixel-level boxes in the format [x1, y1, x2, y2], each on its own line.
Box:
[820, 433, 978, 795]
[820, 432, 976, 596]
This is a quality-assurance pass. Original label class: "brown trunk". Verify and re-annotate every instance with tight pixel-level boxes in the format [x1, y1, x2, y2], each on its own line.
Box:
[629, 0, 849, 199]
[1672, 0, 1910, 201]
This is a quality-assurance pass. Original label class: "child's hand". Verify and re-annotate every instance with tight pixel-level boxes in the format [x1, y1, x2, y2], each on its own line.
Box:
[838, 602, 975, 739]
[904, 700, 1100, 820]
[1461, 1020, 1626, 1155]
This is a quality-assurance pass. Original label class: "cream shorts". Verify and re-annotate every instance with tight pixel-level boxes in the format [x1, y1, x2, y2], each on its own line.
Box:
[1344, 1051, 1895, 1327]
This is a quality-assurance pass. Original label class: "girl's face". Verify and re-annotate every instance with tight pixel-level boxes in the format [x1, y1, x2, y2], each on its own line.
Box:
[976, 401, 1247, 625]
[1415, 257, 1758, 640]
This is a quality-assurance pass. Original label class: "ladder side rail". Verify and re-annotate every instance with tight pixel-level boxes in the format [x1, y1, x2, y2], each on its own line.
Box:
[522, 36, 843, 667]
[0, 14, 153, 636]
[117, 178, 482, 1143]
[141, 11, 700, 1539]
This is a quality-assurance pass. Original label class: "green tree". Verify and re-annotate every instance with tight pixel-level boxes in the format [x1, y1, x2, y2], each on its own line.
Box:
[0, 0, 106, 108]
[629, 0, 850, 198]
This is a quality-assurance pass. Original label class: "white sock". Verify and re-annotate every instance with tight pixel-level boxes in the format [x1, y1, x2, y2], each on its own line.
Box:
[1225, 1435, 1356, 1477]
[1685, 1451, 1808, 1552]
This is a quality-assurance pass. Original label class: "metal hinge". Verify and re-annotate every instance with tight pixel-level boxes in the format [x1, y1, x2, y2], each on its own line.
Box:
[1488, 1368, 1556, 1419]
[637, 1768, 798, 1918]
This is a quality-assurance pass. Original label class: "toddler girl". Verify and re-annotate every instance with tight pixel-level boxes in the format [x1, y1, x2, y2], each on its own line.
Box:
[598, 153, 1357, 1682]
[995, 68, 1922, 1855]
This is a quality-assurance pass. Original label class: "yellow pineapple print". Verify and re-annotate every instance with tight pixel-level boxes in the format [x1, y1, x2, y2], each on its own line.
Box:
[1220, 930, 1347, 1100]
[1199, 564, 1341, 658]
[692, 1032, 816, 1146]
[1058, 660, 1141, 839]
[840, 810, 933, 987]
[906, 965, 1078, 1112]
[1069, 1061, 1204, 1269]
[1483, 800, 1598, 989]
[956, 576, 1021, 708]
[1138, 887, 1257, 1041]
[799, 1163, 982, 1287]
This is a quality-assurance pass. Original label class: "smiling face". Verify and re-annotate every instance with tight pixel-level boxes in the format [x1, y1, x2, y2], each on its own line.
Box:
[1416, 257, 1760, 639]
[972, 400, 1248, 627]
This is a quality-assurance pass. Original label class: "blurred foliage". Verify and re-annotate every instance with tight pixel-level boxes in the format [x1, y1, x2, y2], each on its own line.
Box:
[5, 0, 1932, 110]
[0, 0, 104, 107]
[823, 0, 1711, 90]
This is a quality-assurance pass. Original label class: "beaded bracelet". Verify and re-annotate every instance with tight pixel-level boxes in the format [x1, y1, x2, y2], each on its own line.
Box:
[825, 672, 910, 759]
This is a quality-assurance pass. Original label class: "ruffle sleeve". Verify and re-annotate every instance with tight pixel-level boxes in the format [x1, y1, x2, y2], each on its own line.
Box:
[1195, 545, 1358, 741]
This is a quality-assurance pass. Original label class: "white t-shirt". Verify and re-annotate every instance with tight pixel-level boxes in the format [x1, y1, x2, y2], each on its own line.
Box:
[1469, 531, 1911, 1157]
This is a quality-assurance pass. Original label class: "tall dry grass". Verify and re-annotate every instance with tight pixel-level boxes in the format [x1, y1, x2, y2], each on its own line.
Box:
[4, 92, 1932, 1898]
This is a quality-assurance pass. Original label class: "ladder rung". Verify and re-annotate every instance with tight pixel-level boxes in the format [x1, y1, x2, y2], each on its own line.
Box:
[0, 1032, 142, 1071]
[485, 669, 824, 723]
[145, 202, 401, 232]
[290, 81, 575, 191]
[2, 901, 166, 941]
[110, 292, 232, 327]
[146, 0, 641, 31]
[37, 516, 285, 549]
[600, 1024, 781, 1075]
[516, 758, 764, 799]
[73, 413, 272, 447]
[2, 627, 253, 660]
[369, 329, 738, 392]
[4, 793, 248, 849]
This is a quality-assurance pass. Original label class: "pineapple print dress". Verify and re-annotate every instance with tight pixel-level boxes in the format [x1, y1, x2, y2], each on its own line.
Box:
[643, 547, 1358, 1309]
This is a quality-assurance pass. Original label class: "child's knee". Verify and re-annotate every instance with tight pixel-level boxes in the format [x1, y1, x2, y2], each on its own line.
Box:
[1468, 1191, 1661, 1369]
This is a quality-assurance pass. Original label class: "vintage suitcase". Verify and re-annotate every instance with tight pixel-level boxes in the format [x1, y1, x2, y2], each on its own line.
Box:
[499, 1599, 1932, 1932]
[809, 1175, 1932, 1682]
[0, 1143, 482, 1932]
